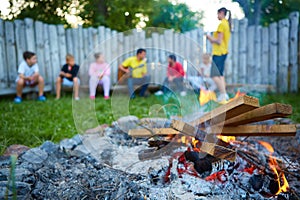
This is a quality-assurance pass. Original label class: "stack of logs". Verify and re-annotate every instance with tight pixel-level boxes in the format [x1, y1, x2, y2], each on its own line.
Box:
[129, 95, 297, 162]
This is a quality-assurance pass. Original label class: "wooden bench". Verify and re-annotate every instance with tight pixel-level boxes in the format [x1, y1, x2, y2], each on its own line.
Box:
[0, 84, 52, 96]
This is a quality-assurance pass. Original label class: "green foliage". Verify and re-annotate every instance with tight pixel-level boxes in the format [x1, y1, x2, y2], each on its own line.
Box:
[2, 0, 203, 32]
[233, 0, 300, 26]
[149, 0, 203, 32]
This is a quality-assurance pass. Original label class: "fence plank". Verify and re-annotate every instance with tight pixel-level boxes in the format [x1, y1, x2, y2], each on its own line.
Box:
[71, 28, 79, 63]
[5, 21, 17, 86]
[278, 19, 290, 93]
[232, 19, 239, 84]
[205, 32, 212, 54]
[269, 22, 278, 88]
[35, 21, 45, 78]
[14, 20, 27, 65]
[164, 29, 173, 53]
[43, 24, 52, 85]
[110, 30, 118, 84]
[289, 12, 299, 92]
[105, 28, 112, 64]
[66, 29, 73, 56]
[246, 26, 255, 84]
[238, 18, 248, 84]
[77, 26, 84, 65]
[57, 25, 67, 67]
[48, 25, 60, 84]
[254, 26, 262, 84]
[225, 33, 233, 84]
[24, 18, 35, 52]
[82, 28, 89, 60]
[261, 27, 269, 84]
[0, 19, 8, 89]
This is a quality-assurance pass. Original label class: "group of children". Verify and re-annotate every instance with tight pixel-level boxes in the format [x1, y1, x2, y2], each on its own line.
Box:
[14, 49, 216, 103]
[14, 51, 111, 103]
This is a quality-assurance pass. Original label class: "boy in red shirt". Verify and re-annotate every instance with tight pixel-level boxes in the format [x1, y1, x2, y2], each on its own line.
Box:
[156, 54, 186, 96]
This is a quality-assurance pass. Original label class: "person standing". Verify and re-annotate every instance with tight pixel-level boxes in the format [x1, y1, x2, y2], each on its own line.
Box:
[14, 51, 46, 103]
[55, 54, 80, 100]
[118, 48, 151, 99]
[89, 53, 111, 100]
[206, 7, 231, 103]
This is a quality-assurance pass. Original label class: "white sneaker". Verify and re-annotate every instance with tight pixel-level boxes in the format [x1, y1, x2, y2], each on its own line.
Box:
[180, 91, 187, 96]
[217, 93, 229, 102]
[155, 90, 164, 96]
[75, 97, 80, 101]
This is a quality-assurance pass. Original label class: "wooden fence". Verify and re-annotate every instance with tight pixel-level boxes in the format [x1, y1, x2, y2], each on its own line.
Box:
[0, 11, 298, 95]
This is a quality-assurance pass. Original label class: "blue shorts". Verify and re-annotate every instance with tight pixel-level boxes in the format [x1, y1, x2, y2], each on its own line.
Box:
[62, 77, 80, 87]
[211, 54, 227, 77]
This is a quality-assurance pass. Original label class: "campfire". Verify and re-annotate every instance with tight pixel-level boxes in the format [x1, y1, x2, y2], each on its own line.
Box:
[129, 95, 298, 199]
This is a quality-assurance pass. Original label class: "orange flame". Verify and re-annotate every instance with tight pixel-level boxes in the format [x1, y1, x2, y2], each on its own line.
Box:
[258, 140, 274, 153]
[259, 140, 289, 194]
[217, 135, 235, 143]
[199, 89, 216, 106]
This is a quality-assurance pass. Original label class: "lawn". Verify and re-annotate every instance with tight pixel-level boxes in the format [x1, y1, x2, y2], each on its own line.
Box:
[1, 92, 299, 155]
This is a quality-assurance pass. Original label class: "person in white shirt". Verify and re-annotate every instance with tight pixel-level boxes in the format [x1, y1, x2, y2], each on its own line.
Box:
[14, 51, 46, 103]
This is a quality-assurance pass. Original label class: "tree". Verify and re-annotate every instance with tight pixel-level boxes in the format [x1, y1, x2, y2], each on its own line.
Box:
[149, 0, 203, 32]
[1, 0, 203, 32]
[233, 0, 300, 26]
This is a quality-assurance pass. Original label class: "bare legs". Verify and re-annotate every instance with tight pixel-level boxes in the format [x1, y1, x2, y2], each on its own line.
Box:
[16, 74, 44, 97]
[56, 77, 79, 99]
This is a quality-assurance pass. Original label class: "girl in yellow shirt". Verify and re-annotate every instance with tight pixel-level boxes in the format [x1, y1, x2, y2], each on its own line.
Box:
[206, 7, 231, 103]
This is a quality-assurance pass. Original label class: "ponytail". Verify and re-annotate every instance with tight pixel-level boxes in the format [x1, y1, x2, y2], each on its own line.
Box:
[227, 10, 232, 31]
[218, 7, 232, 30]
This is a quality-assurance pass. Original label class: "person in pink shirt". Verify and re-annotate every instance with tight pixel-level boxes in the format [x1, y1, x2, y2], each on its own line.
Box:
[89, 53, 111, 99]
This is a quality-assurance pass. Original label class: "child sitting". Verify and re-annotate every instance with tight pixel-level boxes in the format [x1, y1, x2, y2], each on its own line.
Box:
[55, 54, 80, 100]
[89, 53, 111, 100]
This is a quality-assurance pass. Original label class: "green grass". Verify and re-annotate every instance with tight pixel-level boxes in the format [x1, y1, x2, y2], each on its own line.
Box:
[262, 93, 300, 123]
[1, 92, 299, 155]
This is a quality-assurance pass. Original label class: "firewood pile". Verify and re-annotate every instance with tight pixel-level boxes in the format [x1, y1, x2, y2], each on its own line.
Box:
[128, 95, 299, 197]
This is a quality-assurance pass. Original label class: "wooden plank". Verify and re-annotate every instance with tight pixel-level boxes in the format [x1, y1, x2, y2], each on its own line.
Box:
[0, 84, 52, 95]
[82, 28, 89, 60]
[34, 21, 45, 78]
[57, 25, 67, 67]
[66, 28, 73, 55]
[5, 21, 17, 87]
[269, 22, 278, 88]
[225, 33, 233, 84]
[71, 28, 79, 63]
[14, 20, 27, 66]
[48, 25, 60, 84]
[24, 18, 35, 52]
[164, 29, 173, 53]
[238, 18, 248, 84]
[200, 142, 236, 162]
[254, 26, 262, 84]
[171, 120, 296, 137]
[261, 27, 269, 85]
[220, 103, 292, 126]
[189, 95, 260, 126]
[128, 128, 180, 137]
[104, 28, 111, 63]
[205, 32, 212, 54]
[43, 24, 52, 85]
[232, 19, 239, 84]
[218, 125, 296, 137]
[246, 26, 255, 84]
[0, 19, 8, 89]
[278, 19, 289, 93]
[289, 12, 299, 92]
[77, 26, 84, 65]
